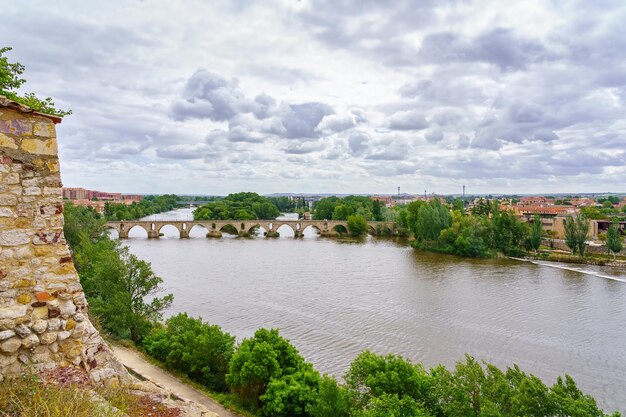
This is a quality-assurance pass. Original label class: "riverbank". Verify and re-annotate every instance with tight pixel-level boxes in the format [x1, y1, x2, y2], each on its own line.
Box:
[112, 344, 243, 417]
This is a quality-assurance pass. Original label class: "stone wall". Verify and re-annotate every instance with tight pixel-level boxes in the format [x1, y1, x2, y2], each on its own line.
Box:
[0, 97, 127, 383]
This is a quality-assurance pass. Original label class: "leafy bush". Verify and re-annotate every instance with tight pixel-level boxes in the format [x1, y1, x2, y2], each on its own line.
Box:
[226, 328, 304, 406]
[142, 313, 235, 391]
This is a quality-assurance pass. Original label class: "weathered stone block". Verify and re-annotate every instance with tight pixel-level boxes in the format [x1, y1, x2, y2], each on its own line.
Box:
[21, 333, 39, 348]
[31, 320, 47, 334]
[0, 230, 30, 246]
[17, 293, 31, 304]
[59, 300, 76, 317]
[0, 305, 27, 320]
[40, 332, 57, 345]
[32, 231, 63, 245]
[0, 319, 15, 330]
[47, 318, 61, 331]
[0, 336, 22, 353]
[15, 324, 31, 338]
[0, 194, 17, 205]
[0, 119, 31, 136]
[31, 306, 48, 320]
[21, 138, 57, 156]
[33, 122, 55, 138]
[23, 186, 42, 196]
[0, 132, 18, 149]
[0, 329, 15, 340]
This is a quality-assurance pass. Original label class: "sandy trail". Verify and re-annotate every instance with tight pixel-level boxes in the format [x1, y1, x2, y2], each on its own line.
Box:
[112, 345, 241, 417]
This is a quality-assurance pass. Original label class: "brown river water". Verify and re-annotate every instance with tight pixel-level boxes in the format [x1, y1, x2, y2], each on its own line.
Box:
[118, 209, 626, 412]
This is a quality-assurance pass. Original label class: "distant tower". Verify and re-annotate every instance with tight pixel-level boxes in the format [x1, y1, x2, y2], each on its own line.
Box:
[397, 186, 400, 198]
[424, 189, 427, 200]
[463, 184, 465, 200]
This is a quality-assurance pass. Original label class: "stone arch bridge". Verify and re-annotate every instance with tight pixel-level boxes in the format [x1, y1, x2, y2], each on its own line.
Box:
[106, 219, 397, 239]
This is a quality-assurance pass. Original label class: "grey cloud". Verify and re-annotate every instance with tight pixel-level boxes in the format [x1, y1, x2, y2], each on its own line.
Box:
[156, 144, 207, 160]
[388, 110, 428, 130]
[398, 80, 432, 98]
[252, 94, 277, 119]
[282, 142, 324, 155]
[228, 126, 264, 143]
[425, 129, 443, 143]
[417, 28, 547, 71]
[281, 103, 333, 139]
[317, 113, 356, 133]
[171, 70, 242, 121]
[348, 131, 370, 156]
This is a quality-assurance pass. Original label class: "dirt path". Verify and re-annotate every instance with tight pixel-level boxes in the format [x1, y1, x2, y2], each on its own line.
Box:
[112, 345, 242, 417]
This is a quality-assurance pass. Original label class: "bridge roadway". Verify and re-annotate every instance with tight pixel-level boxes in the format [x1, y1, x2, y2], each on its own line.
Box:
[106, 219, 397, 239]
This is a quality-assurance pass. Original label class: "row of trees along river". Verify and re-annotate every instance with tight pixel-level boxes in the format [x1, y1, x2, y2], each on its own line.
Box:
[64, 193, 626, 414]
[103, 192, 625, 259]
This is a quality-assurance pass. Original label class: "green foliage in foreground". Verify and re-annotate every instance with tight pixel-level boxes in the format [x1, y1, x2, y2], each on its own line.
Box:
[142, 313, 235, 392]
[0, 47, 71, 116]
[139, 321, 620, 417]
[194, 192, 281, 220]
[103, 194, 180, 221]
[64, 203, 172, 342]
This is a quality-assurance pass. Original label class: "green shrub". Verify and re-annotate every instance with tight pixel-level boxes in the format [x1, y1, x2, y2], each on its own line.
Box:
[142, 313, 235, 392]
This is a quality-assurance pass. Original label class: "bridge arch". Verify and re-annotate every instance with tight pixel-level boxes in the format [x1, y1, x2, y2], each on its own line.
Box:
[127, 224, 150, 238]
[301, 224, 322, 236]
[219, 223, 239, 236]
[186, 223, 209, 238]
[274, 223, 296, 237]
[158, 224, 181, 238]
[333, 224, 348, 235]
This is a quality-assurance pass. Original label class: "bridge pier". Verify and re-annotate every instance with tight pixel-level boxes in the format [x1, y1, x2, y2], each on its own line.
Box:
[148, 230, 159, 239]
[179, 229, 189, 239]
[294, 230, 303, 238]
[206, 231, 222, 238]
[118, 230, 129, 239]
[266, 230, 280, 238]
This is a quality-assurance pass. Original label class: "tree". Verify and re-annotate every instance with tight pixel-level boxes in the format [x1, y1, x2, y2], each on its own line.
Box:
[142, 313, 235, 391]
[0, 46, 71, 116]
[226, 328, 304, 406]
[90, 247, 173, 342]
[345, 351, 435, 412]
[354, 394, 433, 417]
[606, 223, 623, 261]
[564, 216, 579, 255]
[306, 375, 351, 417]
[574, 214, 590, 257]
[260, 364, 321, 417]
[347, 214, 367, 236]
[372, 199, 383, 221]
[529, 215, 543, 255]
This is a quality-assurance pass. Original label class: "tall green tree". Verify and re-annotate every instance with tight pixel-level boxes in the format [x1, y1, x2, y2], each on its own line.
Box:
[564, 216, 579, 255]
[574, 214, 590, 257]
[226, 328, 304, 406]
[90, 246, 173, 342]
[606, 223, 623, 261]
[564, 214, 589, 257]
[529, 214, 543, 255]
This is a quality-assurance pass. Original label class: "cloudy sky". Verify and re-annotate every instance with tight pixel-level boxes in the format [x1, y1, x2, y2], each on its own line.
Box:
[2, 1, 625, 195]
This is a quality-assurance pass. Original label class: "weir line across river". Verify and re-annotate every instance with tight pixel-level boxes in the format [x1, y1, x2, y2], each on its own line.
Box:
[106, 219, 398, 239]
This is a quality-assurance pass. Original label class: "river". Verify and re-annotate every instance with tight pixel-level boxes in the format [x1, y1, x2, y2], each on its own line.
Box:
[120, 208, 626, 412]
